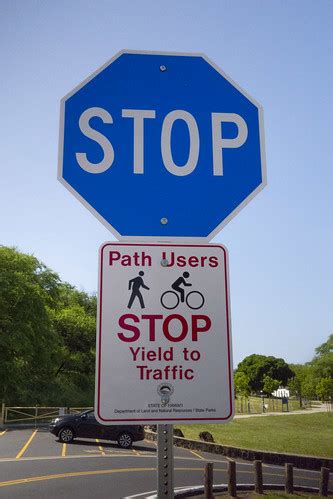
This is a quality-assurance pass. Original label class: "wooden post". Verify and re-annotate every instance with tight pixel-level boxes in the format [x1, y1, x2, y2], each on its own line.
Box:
[0, 403, 5, 426]
[285, 463, 293, 494]
[35, 405, 38, 428]
[228, 460, 237, 497]
[319, 467, 330, 497]
[254, 460, 263, 494]
[204, 462, 213, 499]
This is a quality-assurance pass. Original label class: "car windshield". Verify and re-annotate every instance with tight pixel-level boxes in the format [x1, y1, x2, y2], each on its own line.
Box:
[80, 410, 93, 417]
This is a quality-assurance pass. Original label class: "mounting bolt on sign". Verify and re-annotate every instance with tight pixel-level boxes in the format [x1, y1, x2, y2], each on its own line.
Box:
[58, 50, 266, 240]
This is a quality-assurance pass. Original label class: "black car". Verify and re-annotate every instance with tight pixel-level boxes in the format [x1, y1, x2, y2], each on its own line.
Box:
[49, 410, 145, 448]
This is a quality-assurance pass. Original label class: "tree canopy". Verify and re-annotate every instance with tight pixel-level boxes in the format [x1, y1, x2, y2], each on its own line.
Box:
[235, 354, 295, 393]
[312, 334, 333, 379]
[0, 246, 96, 406]
[234, 371, 250, 398]
[289, 334, 333, 404]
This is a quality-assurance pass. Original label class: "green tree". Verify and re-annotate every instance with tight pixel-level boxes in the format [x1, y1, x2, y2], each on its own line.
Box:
[0, 246, 97, 406]
[301, 376, 317, 399]
[311, 334, 333, 380]
[234, 371, 250, 398]
[316, 377, 333, 402]
[315, 334, 333, 356]
[236, 354, 294, 393]
[288, 364, 315, 407]
[234, 371, 251, 413]
[0, 246, 62, 404]
[289, 335, 333, 406]
[289, 365, 303, 405]
[262, 375, 281, 397]
[289, 363, 316, 406]
[50, 287, 96, 405]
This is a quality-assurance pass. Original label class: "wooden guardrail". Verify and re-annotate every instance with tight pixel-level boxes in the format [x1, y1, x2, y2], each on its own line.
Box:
[1, 405, 93, 425]
[189, 461, 331, 498]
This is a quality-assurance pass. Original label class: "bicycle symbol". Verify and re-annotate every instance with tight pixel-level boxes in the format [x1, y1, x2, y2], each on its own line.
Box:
[160, 271, 205, 310]
[160, 289, 205, 310]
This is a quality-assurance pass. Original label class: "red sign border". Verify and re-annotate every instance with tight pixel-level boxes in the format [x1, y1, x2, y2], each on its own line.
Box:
[96, 242, 233, 423]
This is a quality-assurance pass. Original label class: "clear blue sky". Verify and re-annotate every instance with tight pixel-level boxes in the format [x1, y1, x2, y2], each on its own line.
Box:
[1, 0, 332, 367]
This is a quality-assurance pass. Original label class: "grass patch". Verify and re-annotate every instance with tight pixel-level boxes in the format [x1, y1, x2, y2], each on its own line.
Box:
[177, 413, 333, 458]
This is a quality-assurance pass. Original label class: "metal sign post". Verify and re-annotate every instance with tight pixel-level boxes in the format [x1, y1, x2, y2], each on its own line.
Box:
[157, 424, 174, 498]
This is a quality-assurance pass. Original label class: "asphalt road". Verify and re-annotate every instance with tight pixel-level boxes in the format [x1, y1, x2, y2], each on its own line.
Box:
[0, 427, 331, 498]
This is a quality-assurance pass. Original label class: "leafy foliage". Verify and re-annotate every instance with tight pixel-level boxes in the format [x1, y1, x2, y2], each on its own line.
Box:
[312, 334, 333, 379]
[315, 334, 333, 357]
[236, 354, 294, 393]
[289, 334, 333, 405]
[316, 377, 333, 401]
[262, 375, 281, 396]
[234, 371, 250, 398]
[289, 363, 317, 402]
[0, 247, 96, 405]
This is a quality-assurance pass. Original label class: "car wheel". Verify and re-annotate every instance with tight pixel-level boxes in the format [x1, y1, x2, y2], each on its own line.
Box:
[117, 432, 133, 449]
[58, 427, 74, 443]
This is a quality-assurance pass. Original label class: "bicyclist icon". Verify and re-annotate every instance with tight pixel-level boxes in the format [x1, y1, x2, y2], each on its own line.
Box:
[160, 272, 205, 310]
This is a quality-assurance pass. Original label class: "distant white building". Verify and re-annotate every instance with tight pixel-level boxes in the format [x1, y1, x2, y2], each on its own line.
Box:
[272, 387, 290, 398]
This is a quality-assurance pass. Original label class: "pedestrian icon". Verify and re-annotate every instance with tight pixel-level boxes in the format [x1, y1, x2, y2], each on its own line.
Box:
[127, 271, 150, 309]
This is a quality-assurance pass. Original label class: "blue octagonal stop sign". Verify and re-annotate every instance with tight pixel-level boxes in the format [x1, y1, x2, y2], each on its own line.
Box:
[58, 50, 266, 240]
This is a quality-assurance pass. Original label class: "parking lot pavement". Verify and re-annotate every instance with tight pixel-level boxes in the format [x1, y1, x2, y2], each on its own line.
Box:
[0, 429, 227, 497]
[0, 429, 331, 496]
[0, 428, 230, 463]
[0, 428, 39, 459]
[0, 427, 160, 461]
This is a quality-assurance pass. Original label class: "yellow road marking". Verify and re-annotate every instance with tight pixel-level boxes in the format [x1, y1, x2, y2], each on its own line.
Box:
[0, 467, 229, 489]
[15, 430, 37, 459]
[61, 444, 67, 457]
[189, 450, 205, 460]
[0, 430, 7, 437]
[96, 439, 105, 456]
[0, 467, 157, 488]
[0, 461, 325, 489]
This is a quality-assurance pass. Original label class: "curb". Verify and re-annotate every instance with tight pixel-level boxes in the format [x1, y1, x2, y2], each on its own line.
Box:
[147, 484, 323, 498]
[144, 430, 333, 472]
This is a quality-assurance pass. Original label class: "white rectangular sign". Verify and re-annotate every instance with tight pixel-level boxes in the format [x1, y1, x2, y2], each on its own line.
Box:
[95, 242, 234, 424]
